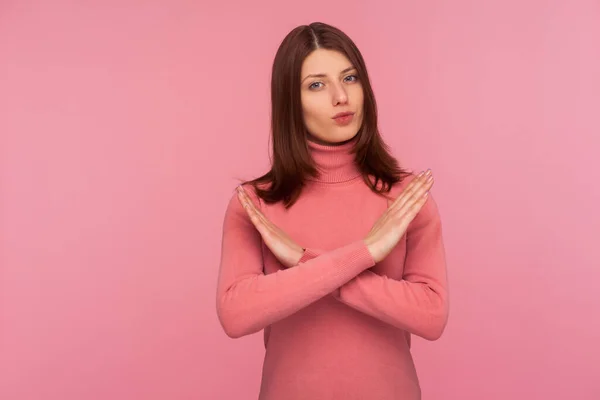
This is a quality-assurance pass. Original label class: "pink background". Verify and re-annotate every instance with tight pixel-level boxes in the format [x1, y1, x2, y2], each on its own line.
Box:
[2, 1, 599, 399]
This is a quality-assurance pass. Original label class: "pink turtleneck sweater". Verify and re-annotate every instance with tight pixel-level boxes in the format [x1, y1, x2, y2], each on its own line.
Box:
[216, 136, 449, 400]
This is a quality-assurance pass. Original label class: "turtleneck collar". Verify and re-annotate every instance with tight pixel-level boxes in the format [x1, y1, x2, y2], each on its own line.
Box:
[306, 134, 362, 184]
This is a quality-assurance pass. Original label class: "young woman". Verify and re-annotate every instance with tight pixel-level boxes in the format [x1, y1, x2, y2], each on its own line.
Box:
[216, 22, 449, 400]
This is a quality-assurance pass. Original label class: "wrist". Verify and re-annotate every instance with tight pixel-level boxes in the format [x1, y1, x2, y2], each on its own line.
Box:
[293, 247, 306, 266]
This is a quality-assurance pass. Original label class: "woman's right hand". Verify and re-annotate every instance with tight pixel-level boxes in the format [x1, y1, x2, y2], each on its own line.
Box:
[363, 170, 434, 263]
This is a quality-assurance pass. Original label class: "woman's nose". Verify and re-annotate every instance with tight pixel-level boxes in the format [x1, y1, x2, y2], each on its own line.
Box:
[332, 84, 348, 105]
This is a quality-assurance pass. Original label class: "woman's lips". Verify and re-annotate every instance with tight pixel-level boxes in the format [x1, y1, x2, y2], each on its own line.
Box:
[333, 113, 354, 126]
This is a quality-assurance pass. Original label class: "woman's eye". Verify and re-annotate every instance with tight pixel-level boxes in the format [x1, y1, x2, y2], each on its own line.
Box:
[309, 75, 357, 90]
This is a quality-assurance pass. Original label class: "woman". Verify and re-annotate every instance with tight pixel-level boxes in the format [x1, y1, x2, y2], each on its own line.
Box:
[216, 22, 449, 400]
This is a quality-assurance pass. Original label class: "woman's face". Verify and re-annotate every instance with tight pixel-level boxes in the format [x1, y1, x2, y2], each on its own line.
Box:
[300, 49, 364, 145]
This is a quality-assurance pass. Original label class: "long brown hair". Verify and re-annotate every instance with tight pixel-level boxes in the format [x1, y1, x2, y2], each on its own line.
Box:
[238, 22, 411, 209]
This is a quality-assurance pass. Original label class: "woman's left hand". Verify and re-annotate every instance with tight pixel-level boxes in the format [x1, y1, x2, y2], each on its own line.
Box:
[237, 185, 305, 268]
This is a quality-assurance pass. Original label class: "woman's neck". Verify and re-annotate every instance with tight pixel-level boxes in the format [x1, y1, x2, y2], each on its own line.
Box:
[305, 134, 361, 184]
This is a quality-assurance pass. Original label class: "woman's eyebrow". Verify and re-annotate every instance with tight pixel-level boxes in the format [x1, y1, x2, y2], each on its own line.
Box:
[301, 66, 356, 83]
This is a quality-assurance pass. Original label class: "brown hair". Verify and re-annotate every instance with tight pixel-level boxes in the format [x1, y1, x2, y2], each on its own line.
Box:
[238, 22, 411, 209]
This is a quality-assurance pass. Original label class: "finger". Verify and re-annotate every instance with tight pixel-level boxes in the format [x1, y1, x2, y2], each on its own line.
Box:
[391, 177, 433, 224]
[237, 189, 259, 220]
[238, 187, 270, 227]
[238, 194, 277, 245]
[248, 209, 272, 240]
[370, 172, 431, 234]
[237, 186, 258, 212]
[238, 187, 276, 236]
[391, 171, 428, 205]
[395, 180, 432, 221]
[237, 189, 297, 253]
[240, 196, 274, 240]
[237, 191, 256, 220]
[400, 191, 429, 223]
[389, 171, 432, 213]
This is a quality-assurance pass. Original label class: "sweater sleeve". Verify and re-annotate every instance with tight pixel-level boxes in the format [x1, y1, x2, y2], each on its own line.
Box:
[299, 193, 449, 341]
[216, 186, 376, 339]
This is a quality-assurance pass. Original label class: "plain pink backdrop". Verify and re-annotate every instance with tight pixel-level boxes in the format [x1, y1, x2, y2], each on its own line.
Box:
[1, 1, 599, 399]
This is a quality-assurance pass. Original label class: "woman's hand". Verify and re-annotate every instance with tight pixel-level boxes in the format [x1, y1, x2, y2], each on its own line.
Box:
[363, 170, 434, 263]
[237, 185, 305, 268]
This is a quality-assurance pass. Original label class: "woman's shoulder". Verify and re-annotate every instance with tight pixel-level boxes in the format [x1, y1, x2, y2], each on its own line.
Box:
[378, 171, 418, 199]
[385, 171, 442, 219]
[223, 181, 268, 224]
[227, 181, 269, 210]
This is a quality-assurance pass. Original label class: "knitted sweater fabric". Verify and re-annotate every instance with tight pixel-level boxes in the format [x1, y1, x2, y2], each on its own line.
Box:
[216, 135, 449, 400]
